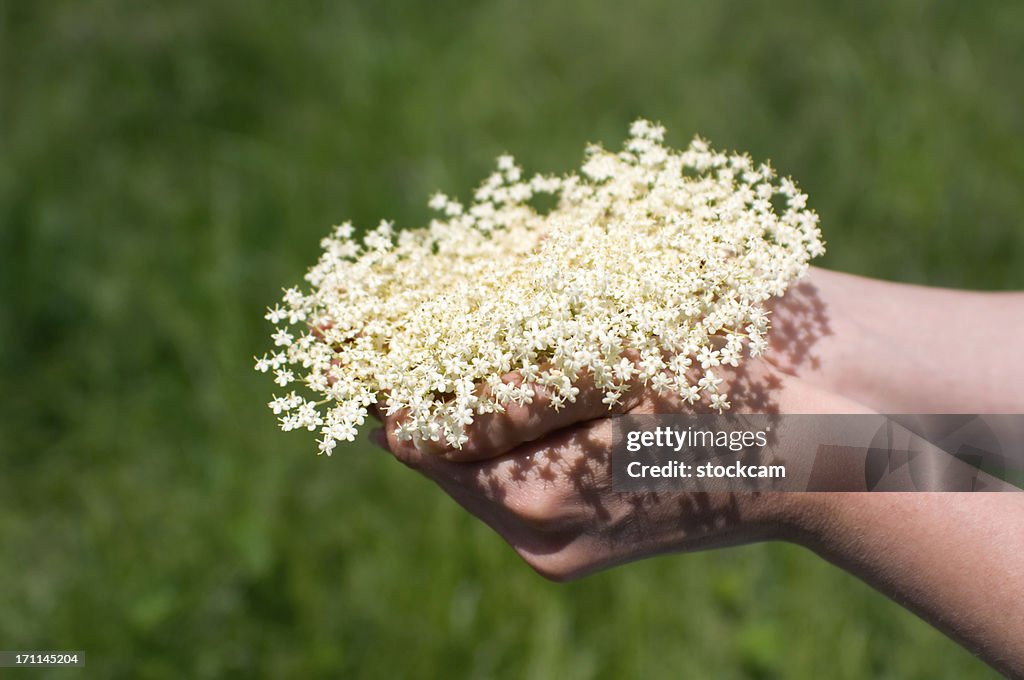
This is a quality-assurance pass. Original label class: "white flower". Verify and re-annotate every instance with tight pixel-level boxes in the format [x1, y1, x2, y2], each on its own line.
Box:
[720, 345, 741, 367]
[317, 437, 337, 456]
[698, 370, 723, 392]
[602, 391, 623, 407]
[613, 358, 635, 382]
[282, 287, 303, 307]
[680, 384, 701, 405]
[258, 119, 824, 454]
[328, 422, 357, 442]
[428, 192, 448, 211]
[651, 372, 672, 391]
[629, 119, 665, 142]
[697, 346, 721, 369]
[749, 333, 769, 357]
[668, 355, 692, 374]
[268, 395, 292, 414]
[272, 328, 294, 347]
[265, 306, 286, 324]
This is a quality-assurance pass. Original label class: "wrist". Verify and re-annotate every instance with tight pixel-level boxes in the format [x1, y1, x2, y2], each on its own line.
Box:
[757, 491, 843, 549]
[767, 268, 905, 413]
[686, 491, 830, 548]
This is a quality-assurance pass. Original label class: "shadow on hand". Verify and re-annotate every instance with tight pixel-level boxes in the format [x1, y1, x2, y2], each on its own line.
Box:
[419, 283, 833, 574]
[461, 364, 800, 567]
[765, 279, 833, 374]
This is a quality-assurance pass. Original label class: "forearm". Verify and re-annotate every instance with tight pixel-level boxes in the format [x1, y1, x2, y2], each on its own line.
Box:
[771, 268, 1024, 413]
[794, 493, 1024, 678]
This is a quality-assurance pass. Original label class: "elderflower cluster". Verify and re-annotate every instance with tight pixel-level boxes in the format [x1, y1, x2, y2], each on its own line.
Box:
[256, 120, 825, 455]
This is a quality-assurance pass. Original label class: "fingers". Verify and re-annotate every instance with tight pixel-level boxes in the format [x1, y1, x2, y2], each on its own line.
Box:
[384, 367, 644, 463]
[371, 365, 884, 583]
[373, 426, 524, 542]
[374, 417, 612, 525]
[380, 359, 861, 466]
[374, 417, 626, 581]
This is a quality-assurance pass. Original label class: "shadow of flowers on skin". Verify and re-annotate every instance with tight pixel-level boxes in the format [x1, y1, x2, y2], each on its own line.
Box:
[766, 279, 833, 374]
[386, 283, 831, 580]
[438, 363, 793, 580]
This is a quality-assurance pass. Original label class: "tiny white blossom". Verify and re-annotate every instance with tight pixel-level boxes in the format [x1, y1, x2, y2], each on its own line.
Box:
[328, 422, 357, 441]
[257, 119, 824, 454]
[272, 328, 294, 347]
[428, 192, 448, 211]
[681, 384, 701, 405]
[265, 306, 286, 324]
[697, 346, 721, 369]
[749, 333, 769, 357]
[268, 395, 292, 414]
[698, 370, 723, 392]
[720, 345, 741, 367]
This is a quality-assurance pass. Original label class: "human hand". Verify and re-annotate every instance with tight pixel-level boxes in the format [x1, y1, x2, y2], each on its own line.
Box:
[369, 272, 1024, 677]
[372, 359, 866, 580]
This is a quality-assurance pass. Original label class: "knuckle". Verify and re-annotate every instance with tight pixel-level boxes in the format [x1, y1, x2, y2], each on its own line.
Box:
[504, 487, 565, 526]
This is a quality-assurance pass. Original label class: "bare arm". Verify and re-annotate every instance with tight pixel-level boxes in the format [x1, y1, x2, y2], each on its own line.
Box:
[801, 493, 1024, 679]
[769, 267, 1024, 413]
[761, 270, 1024, 675]
[376, 367, 1024, 677]
[375, 268, 1024, 677]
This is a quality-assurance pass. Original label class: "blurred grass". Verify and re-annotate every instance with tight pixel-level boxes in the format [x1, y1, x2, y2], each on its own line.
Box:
[2, 0, 1022, 677]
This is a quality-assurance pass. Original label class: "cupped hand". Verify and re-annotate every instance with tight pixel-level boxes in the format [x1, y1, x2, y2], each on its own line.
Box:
[372, 359, 868, 580]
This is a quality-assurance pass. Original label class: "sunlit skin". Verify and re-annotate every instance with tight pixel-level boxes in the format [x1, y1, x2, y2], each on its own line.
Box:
[372, 268, 1024, 679]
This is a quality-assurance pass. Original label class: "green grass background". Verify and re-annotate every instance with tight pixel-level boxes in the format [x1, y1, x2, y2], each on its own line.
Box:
[2, 1, 1022, 677]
